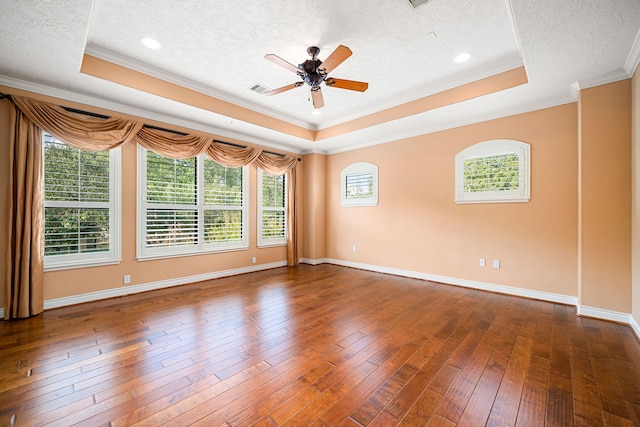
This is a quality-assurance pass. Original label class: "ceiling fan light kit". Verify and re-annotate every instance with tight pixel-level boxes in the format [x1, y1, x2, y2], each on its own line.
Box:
[262, 45, 368, 109]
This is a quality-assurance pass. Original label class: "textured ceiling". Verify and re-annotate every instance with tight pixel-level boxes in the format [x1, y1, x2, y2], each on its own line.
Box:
[0, 0, 638, 154]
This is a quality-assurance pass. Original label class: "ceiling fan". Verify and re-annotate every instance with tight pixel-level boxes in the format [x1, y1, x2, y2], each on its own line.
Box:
[262, 45, 368, 109]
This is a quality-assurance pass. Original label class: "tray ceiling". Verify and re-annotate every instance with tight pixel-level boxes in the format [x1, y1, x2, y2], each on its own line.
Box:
[0, 0, 638, 154]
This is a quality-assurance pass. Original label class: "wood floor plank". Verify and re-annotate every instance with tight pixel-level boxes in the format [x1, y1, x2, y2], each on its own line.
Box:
[0, 264, 639, 426]
[545, 373, 574, 427]
[434, 296, 520, 423]
[486, 335, 533, 427]
[515, 354, 550, 427]
[318, 342, 421, 426]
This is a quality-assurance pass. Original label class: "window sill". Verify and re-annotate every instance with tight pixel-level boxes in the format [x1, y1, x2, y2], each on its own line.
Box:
[44, 258, 121, 272]
[136, 245, 248, 261]
[455, 197, 530, 204]
[341, 201, 378, 207]
[257, 241, 287, 249]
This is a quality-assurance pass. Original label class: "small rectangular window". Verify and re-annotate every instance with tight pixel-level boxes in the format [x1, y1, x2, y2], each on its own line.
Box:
[43, 133, 121, 270]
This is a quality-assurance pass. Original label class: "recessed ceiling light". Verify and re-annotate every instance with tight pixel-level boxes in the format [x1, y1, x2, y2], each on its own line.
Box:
[455, 53, 471, 63]
[312, 110, 322, 116]
[141, 37, 161, 50]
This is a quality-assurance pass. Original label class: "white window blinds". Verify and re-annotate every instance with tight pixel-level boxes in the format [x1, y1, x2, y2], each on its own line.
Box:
[43, 133, 120, 270]
[258, 170, 286, 246]
[138, 147, 248, 259]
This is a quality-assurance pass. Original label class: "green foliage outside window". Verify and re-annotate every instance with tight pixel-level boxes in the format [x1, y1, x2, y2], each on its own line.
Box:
[261, 173, 286, 240]
[463, 153, 519, 193]
[345, 172, 374, 200]
[146, 153, 196, 205]
[44, 135, 110, 255]
[144, 151, 244, 249]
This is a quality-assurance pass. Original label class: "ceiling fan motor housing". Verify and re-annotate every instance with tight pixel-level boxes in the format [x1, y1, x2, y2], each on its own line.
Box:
[300, 59, 326, 88]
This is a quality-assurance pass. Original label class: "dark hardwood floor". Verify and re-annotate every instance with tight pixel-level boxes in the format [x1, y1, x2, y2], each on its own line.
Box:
[1, 264, 639, 426]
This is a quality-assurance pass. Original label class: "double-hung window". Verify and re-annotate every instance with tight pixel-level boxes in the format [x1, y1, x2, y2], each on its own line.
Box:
[137, 146, 248, 259]
[258, 170, 287, 247]
[43, 133, 120, 270]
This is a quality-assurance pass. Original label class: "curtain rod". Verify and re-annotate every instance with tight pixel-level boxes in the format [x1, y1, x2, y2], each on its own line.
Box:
[0, 91, 301, 161]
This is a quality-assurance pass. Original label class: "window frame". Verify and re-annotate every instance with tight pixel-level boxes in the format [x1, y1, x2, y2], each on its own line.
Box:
[257, 169, 287, 248]
[137, 145, 249, 260]
[455, 139, 530, 204]
[341, 162, 379, 207]
[43, 133, 121, 271]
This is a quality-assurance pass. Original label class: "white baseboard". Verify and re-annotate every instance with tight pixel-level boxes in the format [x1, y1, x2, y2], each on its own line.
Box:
[299, 257, 329, 266]
[301, 258, 640, 334]
[629, 315, 640, 339]
[312, 258, 578, 306]
[576, 305, 632, 324]
[43, 261, 287, 311]
[5, 259, 639, 340]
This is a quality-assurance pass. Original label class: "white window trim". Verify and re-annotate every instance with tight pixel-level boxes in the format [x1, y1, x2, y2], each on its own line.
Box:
[44, 144, 121, 271]
[136, 145, 249, 260]
[341, 162, 379, 207]
[257, 170, 287, 248]
[455, 139, 530, 204]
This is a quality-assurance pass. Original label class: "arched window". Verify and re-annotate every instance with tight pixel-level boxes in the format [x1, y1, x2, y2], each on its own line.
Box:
[341, 162, 379, 207]
[455, 140, 530, 203]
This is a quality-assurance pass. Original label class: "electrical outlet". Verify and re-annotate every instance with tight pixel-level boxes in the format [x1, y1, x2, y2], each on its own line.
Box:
[252, 256, 256, 264]
[352, 245, 357, 252]
[123, 274, 131, 284]
[479, 258, 486, 267]
[493, 260, 500, 269]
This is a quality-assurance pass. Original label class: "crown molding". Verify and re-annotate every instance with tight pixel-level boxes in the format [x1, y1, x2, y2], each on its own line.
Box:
[84, 45, 313, 130]
[575, 69, 632, 91]
[0, 75, 304, 155]
[325, 93, 576, 155]
[624, 28, 640, 77]
[317, 55, 526, 131]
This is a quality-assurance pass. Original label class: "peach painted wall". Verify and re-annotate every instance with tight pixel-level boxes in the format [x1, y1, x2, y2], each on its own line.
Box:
[302, 153, 327, 259]
[579, 80, 632, 313]
[325, 104, 579, 297]
[0, 90, 294, 303]
[633, 68, 640, 325]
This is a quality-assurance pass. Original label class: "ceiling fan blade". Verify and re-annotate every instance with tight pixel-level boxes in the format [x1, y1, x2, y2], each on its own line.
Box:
[263, 82, 303, 96]
[311, 89, 325, 109]
[318, 45, 352, 74]
[264, 54, 301, 74]
[325, 78, 368, 92]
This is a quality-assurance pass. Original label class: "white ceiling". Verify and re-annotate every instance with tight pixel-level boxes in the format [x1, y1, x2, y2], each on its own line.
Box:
[0, 0, 638, 154]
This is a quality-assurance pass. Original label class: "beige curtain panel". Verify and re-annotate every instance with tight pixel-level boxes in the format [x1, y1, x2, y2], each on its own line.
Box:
[286, 167, 298, 266]
[5, 105, 45, 319]
[4, 95, 299, 319]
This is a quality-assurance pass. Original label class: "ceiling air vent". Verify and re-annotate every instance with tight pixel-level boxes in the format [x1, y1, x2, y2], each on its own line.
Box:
[250, 83, 271, 94]
[407, 0, 431, 8]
